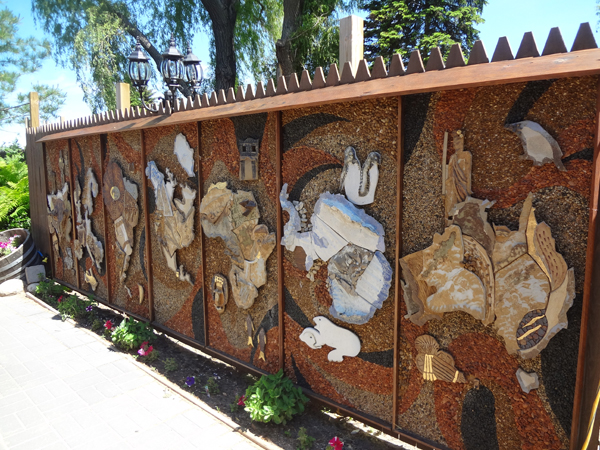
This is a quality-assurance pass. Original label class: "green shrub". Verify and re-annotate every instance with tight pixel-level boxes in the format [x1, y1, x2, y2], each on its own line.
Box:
[206, 377, 219, 395]
[245, 369, 308, 424]
[164, 358, 178, 372]
[57, 294, 95, 321]
[297, 427, 315, 450]
[35, 279, 69, 306]
[111, 318, 155, 351]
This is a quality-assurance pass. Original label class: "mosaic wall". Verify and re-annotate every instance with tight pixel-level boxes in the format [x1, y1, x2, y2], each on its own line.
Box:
[43, 76, 596, 449]
[281, 98, 398, 422]
[200, 113, 280, 372]
[46, 139, 77, 287]
[71, 136, 108, 300]
[399, 76, 596, 450]
[104, 131, 149, 319]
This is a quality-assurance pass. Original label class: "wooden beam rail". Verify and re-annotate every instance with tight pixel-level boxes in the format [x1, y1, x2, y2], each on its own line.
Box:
[38, 50, 600, 143]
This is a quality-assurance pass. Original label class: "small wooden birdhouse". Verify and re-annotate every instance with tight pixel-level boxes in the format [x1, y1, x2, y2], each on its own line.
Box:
[238, 138, 260, 181]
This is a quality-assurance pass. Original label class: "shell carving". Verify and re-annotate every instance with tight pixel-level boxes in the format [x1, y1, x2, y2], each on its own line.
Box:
[415, 335, 466, 383]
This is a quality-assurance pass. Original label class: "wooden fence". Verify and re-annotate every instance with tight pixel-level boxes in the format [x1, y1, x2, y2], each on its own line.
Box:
[26, 24, 600, 450]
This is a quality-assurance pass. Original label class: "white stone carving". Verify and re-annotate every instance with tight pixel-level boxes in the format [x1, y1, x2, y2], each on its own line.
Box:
[505, 121, 566, 171]
[339, 146, 381, 205]
[174, 133, 195, 177]
[516, 368, 539, 393]
[280, 184, 392, 324]
[299, 316, 361, 362]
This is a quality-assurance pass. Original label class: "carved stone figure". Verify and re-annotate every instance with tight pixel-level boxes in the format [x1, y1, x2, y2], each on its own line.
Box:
[47, 182, 72, 264]
[103, 161, 139, 282]
[505, 121, 566, 171]
[258, 328, 266, 361]
[146, 161, 196, 284]
[400, 130, 575, 359]
[280, 184, 392, 324]
[173, 133, 195, 177]
[339, 146, 381, 205]
[84, 268, 98, 291]
[47, 183, 72, 244]
[211, 274, 229, 313]
[238, 138, 260, 180]
[299, 316, 361, 362]
[200, 183, 275, 310]
[444, 130, 472, 219]
[516, 368, 539, 393]
[415, 335, 466, 383]
[245, 314, 254, 347]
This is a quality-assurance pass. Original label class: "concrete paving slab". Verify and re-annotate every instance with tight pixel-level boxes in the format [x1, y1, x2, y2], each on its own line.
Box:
[0, 293, 266, 449]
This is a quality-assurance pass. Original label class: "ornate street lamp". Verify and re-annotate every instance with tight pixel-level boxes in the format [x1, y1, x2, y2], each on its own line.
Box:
[183, 45, 203, 93]
[127, 36, 202, 113]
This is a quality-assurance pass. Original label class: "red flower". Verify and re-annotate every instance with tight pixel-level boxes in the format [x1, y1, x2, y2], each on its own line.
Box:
[105, 320, 113, 330]
[237, 395, 246, 406]
[329, 437, 343, 450]
[57, 296, 63, 304]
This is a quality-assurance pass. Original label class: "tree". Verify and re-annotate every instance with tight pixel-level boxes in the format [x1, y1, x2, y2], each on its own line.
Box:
[0, 6, 65, 125]
[32, 0, 349, 112]
[32, 0, 281, 111]
[276, 0, 351, 77]
[362, 0, 486, 64]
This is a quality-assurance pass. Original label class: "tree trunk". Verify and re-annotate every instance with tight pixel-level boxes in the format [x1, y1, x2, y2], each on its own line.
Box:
[276, 0, 305, 77]
[202, 0, 238, 92]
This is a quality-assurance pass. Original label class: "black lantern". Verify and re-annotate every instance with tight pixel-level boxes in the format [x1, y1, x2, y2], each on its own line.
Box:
[160, 36, 184, 93]
[127, 38, 151, 87]
[183, 45, 202, 92]
[127, 35, 202, 113]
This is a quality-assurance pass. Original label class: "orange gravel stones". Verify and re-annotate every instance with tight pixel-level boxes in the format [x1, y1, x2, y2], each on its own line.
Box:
[201, 119, 239, 180]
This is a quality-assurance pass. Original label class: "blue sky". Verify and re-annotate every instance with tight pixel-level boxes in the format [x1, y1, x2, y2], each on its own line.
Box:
[2, 0, 598, 146]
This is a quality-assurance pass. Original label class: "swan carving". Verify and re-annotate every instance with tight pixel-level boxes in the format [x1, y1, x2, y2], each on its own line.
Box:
[339, 146, 381, 205]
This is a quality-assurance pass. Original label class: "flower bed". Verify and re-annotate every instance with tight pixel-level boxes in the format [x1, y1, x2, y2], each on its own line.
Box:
[30, 278, 413, 450]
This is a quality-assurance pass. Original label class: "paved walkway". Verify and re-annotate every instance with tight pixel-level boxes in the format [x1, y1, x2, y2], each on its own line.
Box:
[0, 293, 267, 450]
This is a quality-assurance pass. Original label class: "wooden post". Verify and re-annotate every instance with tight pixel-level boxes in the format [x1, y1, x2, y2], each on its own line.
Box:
[275, 111, 284, 370]
[339, 15, 364, 76]
[29, 92, 40, 129]
[572, 77, 600, 449]
[392, 97, 404, 430]
[99, 134, 112, 304]
[115, 82, 131, 112]
[67, 140, 81, 289]
[140, 130, 155, 322]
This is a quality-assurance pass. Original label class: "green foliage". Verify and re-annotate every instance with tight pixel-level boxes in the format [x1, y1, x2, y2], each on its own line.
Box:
[111, 317, 156, 351]
[205, 376, 219, 395]
[57, 294, 95, 321]
[244, 369, 308, 425]
[142, 348, 159, 362]
[163, 357, 179, 372]
[296, 427, 315, 450]
[35, 278, 68, 306]
[0, 6, 65, 124]
[287, 0, 354, 76]
[91, 318, 103, 331]
[362, 0, 486, 64]
[0, 145, 30, 230]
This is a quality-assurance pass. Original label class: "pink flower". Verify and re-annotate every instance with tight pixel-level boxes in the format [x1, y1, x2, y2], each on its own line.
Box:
[138, 341, 154, 356]
[237, 395, 246, 406]
[329, 437, 343, 450]
[105, 320, 113, 330]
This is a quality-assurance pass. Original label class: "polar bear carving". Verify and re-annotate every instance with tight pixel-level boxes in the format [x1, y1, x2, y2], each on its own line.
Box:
[299, 316, 361, 362]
